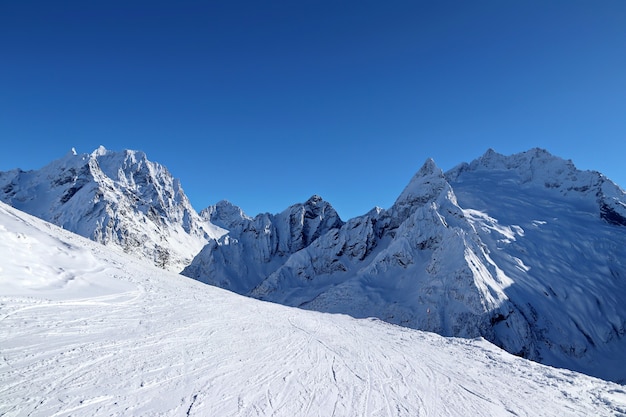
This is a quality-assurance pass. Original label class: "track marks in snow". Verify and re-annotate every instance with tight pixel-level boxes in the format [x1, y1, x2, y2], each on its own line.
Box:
[3, 276, 625, 416]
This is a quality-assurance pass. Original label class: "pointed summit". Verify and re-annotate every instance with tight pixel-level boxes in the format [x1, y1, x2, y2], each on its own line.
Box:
[478, 147, 501, 164]
[417, 157, 440, 177]
[395, 158, 447, 207]
[200, 200, 250, 230]
[91, 145, 108, 157]
[305, 194, 324, 205]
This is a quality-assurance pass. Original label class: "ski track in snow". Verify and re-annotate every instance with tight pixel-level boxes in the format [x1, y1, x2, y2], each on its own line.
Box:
[1, 202, 626, 417]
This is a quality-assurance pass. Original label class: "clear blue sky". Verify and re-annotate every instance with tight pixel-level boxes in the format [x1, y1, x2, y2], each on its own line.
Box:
[1, 1, 625, 219]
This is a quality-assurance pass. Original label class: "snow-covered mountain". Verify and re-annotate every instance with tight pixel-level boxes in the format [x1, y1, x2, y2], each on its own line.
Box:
[0, 146, 225, 271]
[183, 148, 626, 383]
[2, 200, 625, 416]
[185, 195, 343, 293]
[445, 148, 626, 382]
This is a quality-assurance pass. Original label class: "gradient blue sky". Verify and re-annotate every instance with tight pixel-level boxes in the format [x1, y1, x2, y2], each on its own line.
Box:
[1, 1, 625, 219]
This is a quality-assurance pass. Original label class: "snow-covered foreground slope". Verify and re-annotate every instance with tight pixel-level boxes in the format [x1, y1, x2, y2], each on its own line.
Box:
[1, 203, 626, 416]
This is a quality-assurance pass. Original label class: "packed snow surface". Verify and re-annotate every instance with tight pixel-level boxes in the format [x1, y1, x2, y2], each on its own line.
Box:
[1, 202, 625, 416]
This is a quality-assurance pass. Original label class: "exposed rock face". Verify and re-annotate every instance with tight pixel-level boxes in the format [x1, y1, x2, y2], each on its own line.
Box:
[183, 195, 343, 294]
[0, 147, 225, 271]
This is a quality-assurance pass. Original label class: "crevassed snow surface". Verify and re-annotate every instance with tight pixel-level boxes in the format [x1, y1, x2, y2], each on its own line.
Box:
[1, 201, 625, 417]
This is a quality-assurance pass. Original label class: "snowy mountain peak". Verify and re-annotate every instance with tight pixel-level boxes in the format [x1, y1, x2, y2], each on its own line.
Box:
[200, 200, 251, 230]
[479, 147, 558, 167]
[305, 194, 323, 205]
[0, 147, 226, 271]
[280, 195, 343, 249]
[446, 148, 626, 227]
[183, 195, 344, 294]
[451, 147, 578, 181]
[91, 144, 108, 157]
[395, 158, 447, 207]
[419, 157, 440, 176]
[299, 194, 339, 221]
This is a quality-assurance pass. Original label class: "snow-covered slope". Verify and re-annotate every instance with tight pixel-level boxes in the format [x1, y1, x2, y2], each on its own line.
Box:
[0, 146, 225, 271]
[1, 201, 625, 417]
[184, 148, 626, 383]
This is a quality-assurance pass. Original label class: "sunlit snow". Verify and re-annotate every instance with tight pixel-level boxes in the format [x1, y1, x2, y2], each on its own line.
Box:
[1, 201, 625, 416]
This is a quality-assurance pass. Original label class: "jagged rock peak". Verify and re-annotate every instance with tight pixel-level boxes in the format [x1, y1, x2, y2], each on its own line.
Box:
[446, 147, 582, 185]
[418, 157, 441, 176]
[305, 194, 324, 205]
[87, 147, 155, 175]
[394, 158, 447, 207]
[283, 194, 344, 234]
[86, 146, 150, 163]
[91, 145, 109, 157]
[201, 200, 251, 230]
[483, 147, 563, 165]
[289, 194, 329, 209]
[205, 199, 246, 213]
[468, 147, 576, 174]
[301, 194, 337, 215]
[283, 195, 342, 223]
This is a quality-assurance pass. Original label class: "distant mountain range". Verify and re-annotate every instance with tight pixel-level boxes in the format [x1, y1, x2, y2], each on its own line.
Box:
[2, 146, 625, 383]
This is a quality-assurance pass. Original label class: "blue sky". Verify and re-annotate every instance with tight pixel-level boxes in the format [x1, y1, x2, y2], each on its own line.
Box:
[1, 1, 625, 219]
